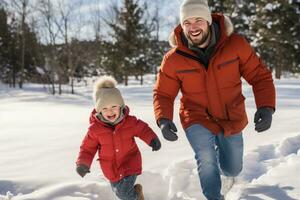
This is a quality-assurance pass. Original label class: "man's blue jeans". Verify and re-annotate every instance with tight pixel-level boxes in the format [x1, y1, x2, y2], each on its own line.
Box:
[111, 175, 138, 200]
[185, 124, 243, 200]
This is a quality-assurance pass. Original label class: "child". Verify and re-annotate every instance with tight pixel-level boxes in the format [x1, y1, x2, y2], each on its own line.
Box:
[76, 76, 161, 200]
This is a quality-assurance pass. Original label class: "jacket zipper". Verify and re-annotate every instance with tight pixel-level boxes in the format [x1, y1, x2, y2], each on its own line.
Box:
[175, 49, 216, 119]
[175, 50, 205, 67]
[111, 129, 119, 177]
[175, 47, 226, 120]
[209, 50, 228, 119]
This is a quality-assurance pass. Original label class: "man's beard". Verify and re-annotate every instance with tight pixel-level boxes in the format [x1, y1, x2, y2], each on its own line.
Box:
[187, 29, 210, 47]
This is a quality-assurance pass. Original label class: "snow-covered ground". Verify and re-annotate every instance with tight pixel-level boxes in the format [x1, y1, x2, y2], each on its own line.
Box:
[1, 76, 300, 200]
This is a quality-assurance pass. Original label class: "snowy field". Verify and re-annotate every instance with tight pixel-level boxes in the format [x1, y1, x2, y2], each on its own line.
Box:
[1, 76, 300, 200]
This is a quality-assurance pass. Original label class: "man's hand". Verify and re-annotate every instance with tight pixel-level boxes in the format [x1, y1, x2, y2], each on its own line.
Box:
[254, 107, 274, 132]
[76, 164, 90, 178]
[150, 137, 161, 151]
[159, 118, 178, 141]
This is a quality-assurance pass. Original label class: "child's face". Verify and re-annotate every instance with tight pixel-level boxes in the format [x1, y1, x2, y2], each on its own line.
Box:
[101, 104, 121, 122]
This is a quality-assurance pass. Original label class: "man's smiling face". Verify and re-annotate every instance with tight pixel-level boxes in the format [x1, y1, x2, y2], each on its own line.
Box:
[182, 17, 210, 47]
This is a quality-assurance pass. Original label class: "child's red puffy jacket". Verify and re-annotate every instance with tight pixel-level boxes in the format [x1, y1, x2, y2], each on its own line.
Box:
[76, 106, 158, 183]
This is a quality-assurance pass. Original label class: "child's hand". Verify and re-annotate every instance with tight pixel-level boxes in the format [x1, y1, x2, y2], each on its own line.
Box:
[76, 164, 90, 177]
[150, 137, 161, 151]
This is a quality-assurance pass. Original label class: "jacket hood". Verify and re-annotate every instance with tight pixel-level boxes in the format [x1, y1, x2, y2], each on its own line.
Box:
[169, 14, 234, 48]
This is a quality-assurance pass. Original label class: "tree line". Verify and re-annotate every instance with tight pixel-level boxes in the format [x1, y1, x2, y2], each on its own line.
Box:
[0, 0, 299, 94]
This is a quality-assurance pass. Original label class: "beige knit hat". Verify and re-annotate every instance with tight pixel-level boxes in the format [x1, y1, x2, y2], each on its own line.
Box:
[93, 76, 125, 113]
[180, 0, 212, 25]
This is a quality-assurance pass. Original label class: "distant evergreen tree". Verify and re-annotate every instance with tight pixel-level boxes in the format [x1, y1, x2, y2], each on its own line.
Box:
[0, 11, 21, 87]
[252, 0, 300, 78]
[0, 8, 11, 83]
[100, 40, 124, 82]
[103, 0, 154, 85]
[22, 23, 43, 82]
[147, 39, 169, 81]
[208, 0, 256, 35]
[0, 6, 42, 86]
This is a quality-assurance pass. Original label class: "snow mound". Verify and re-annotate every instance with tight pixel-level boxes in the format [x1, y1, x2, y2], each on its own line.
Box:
[227, 133, 300, 200]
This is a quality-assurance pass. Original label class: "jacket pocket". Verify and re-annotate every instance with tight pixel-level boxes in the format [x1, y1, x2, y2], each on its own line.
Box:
[122, 145, 139, 163]
[121, 147, 141, 172]
[181, 104, 209, 123]
[217, 57, 239, 69]
[226, 94, 246, 121]
[176, 68, 199, 74]
[215, 57, 241, 89]
[98, 156, 117, 180]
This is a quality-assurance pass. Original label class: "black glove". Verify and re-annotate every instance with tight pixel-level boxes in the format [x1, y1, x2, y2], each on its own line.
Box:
[76, 164, 90, 178]
[159, 118, 178, 141]
[150, 137, 161, 151]
[254, 107, 274, 132]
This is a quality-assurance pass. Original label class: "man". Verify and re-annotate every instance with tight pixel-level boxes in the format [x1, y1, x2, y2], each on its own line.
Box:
[153, 0, 276, 199]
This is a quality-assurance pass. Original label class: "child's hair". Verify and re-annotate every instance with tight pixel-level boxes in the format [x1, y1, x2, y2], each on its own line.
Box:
[93, 76, 125, 113]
